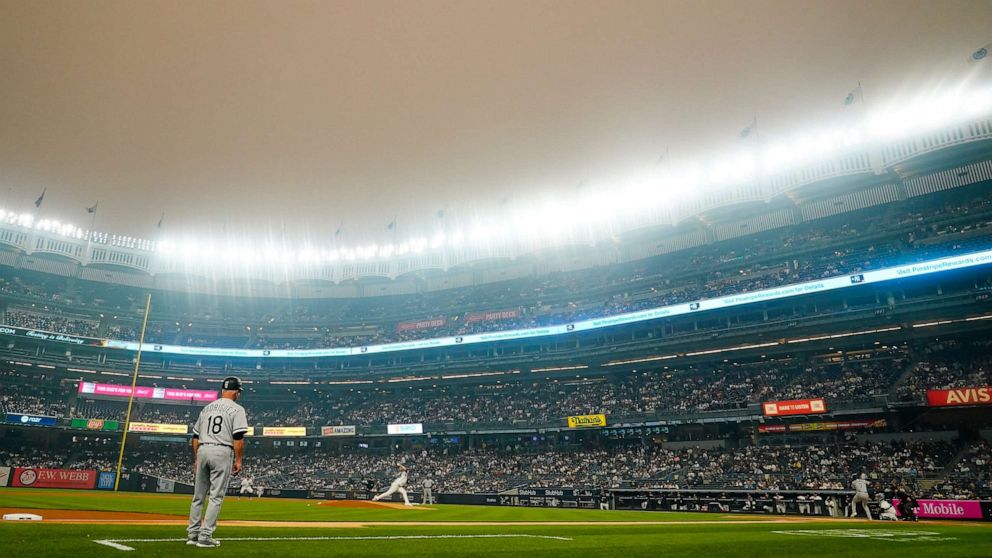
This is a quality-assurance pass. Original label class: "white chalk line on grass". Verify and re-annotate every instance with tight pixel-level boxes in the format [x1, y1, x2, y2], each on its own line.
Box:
[93, 534, 574, 551]
[772, 529, 958, 543]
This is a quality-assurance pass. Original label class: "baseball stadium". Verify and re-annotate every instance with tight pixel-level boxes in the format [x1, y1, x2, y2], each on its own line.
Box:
[2, 2, 992, 557]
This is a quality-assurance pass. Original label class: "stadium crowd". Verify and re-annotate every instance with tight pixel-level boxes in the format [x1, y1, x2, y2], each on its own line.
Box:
[39, 357, 901, 426]
[2, 309, 99, 338]
[0, 184, 990, 350]
[899, 339, 992, 399]
[4, 437, 987, 500]
[4, 336, 988, 427]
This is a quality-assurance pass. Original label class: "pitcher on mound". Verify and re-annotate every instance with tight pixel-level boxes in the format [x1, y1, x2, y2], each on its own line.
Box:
[372, 464, 412, 506]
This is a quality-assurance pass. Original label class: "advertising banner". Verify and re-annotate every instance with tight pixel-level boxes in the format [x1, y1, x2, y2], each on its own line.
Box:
[0, 466, 10, 487]
[321, 425, 356, 437]
[97, 471, 116, 490]
[99, 247, 992, 360]
[0, 325, 104, 347]
[78, 382, 217, 403]
[387, 423, 424, 435]
[11, 468, 97, 489]
[464, 309, 521, 324]
[396, 318, 447, 332]
[926, 387, 992, 407]
[128, 422, 189, 434]
[157, 478, 176, 493]
[262, 427, 307, 437]
[758, 419, 886, 434]
[762, 398, 827, 417]
[70, 418, 121, 431]
[5, 413, 57, 427]
[893, 499, 985, 520]
[567, 414, 608, 428]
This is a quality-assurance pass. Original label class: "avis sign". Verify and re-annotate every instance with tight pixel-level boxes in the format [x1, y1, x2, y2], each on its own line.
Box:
[762, 398, 827, 417]
[927, 387, 992, 407]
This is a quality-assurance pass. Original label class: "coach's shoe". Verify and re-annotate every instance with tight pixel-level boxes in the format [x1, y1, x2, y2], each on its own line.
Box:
[186, 536, 198, 546]
[196, 538, 221, 548]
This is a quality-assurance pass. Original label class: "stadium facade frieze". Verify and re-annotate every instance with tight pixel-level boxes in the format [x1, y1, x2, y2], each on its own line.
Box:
[0, 400, 906, 437]
[0, 128, 989, 291]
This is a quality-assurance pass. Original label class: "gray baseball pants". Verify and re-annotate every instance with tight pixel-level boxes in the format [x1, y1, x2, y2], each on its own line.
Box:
[187, 444, 234, 540]
[851, 492, 872, 520]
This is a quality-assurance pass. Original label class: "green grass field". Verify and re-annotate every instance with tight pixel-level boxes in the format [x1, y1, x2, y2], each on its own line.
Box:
[1, 488, 990, 557]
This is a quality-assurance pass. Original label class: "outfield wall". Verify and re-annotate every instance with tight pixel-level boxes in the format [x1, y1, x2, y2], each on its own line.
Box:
[3, 467, 989, 521]
[612, 488, 992, 521]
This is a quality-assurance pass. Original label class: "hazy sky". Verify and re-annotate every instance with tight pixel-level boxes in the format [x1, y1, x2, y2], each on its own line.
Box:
[1, 0, 991, 244]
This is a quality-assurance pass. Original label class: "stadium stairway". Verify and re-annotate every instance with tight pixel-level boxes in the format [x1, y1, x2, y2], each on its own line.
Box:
[888, 352, 920, 397]
[935, 439, 983, 483]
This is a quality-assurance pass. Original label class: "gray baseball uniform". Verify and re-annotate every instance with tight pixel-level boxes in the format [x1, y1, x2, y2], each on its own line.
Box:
[851, 477, 872, 519]
[373, 469, 411, 504]
[422, 478, 435, 504]
[187, 398, 249, 540]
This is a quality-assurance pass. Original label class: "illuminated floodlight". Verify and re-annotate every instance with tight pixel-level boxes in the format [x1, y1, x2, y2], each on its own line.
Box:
[964, 88, 992, 117]
[179, 241, 200, 259]
[296, 248, 320, 264]
[575, 193, 609, 223]
[469, 224, 493, 244]
[660, 165, 703, 202]
[761, 144, 792, 173]
[9, 80, 991, 269]
[410, 237, 427, 254]
[843, 128, 862, 148]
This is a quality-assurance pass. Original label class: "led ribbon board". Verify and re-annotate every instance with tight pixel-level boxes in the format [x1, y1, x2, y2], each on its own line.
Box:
[9, 247, 991, 359]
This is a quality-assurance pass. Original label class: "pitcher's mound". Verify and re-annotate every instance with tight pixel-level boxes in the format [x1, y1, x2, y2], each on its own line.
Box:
[316, 500, 432, 510]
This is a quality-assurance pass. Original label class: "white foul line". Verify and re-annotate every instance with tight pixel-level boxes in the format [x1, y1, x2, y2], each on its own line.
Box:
[93, 533, 574, 551]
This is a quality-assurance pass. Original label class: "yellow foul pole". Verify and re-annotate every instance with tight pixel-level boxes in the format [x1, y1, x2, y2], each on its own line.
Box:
[113, 292, 152, 491]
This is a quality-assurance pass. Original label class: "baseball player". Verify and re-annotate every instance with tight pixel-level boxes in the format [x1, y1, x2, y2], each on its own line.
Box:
[238, 476, 255, 500]
[796, 494, 810, 515]
[877, 494, 898, 521]
[894, 484, 919, 521]
[421, 477, 435, 505]
[850, 473, 873, 520]
[372, 464, 412, 506]
[186, 376, 249, 547]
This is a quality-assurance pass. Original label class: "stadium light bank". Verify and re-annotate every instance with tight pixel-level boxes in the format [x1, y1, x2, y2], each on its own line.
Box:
[3, 81, 991, 268]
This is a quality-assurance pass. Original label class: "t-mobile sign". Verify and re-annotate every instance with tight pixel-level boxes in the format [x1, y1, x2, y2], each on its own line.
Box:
[78, 381, 217, 402]
[894, 499, 985, 520]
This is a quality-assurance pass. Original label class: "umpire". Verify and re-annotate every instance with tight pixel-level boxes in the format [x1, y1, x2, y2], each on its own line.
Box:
[186, 376, 249, 547]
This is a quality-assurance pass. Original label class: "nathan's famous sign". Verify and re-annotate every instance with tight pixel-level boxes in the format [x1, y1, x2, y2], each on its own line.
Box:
[567, 414, 607, 428]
